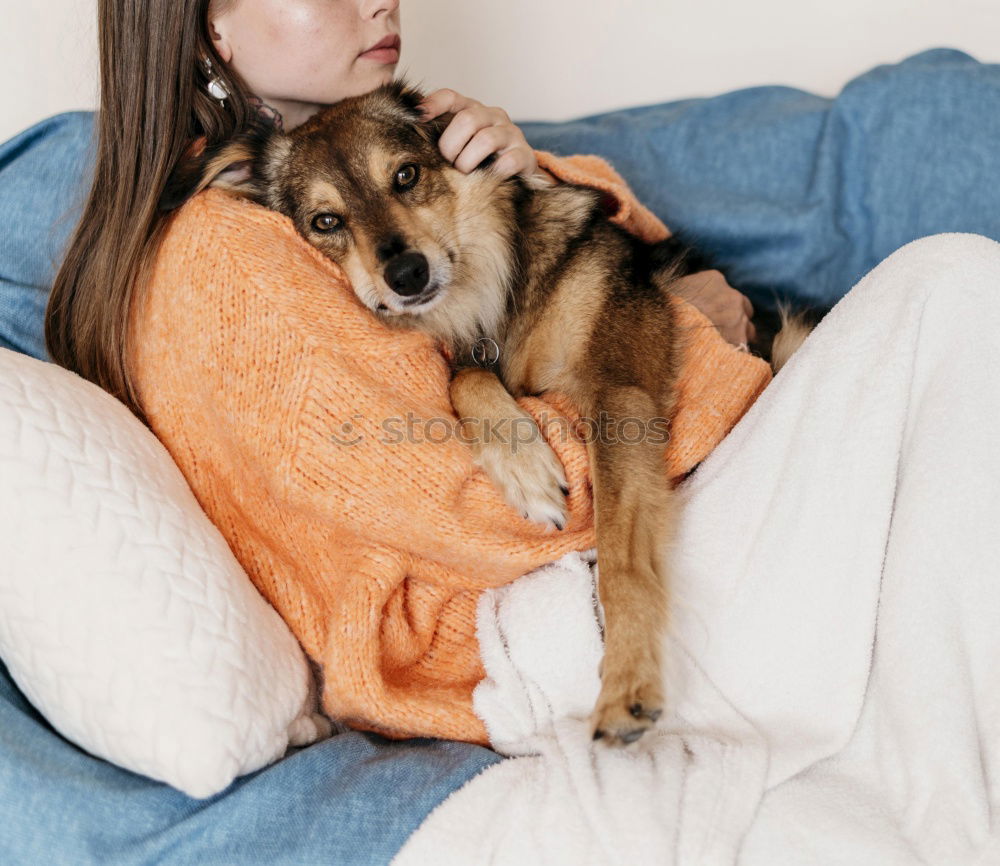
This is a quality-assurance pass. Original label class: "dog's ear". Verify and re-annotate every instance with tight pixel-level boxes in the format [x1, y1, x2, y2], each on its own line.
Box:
[159, 123, 276, 212]
[386, 79, 427, 117]
[384, 79, 456, 147]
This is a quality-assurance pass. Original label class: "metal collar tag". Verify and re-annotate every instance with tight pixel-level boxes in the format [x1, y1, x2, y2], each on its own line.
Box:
[470, 336, 501, 368]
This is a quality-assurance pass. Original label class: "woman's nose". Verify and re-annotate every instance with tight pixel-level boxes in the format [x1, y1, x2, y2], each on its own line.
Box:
[361, 0, 400, 19]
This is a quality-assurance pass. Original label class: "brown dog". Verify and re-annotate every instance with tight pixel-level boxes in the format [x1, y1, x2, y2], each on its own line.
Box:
[161, 81, 810, 745]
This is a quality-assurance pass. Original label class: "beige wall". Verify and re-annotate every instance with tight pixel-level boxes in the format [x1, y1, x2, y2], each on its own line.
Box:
[3, 0, 1000, 142]
[2, 0, 99, 142]
[400, 0, 1000, 119]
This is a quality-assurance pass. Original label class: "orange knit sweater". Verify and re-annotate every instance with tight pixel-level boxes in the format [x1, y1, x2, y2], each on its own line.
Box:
[129, 152, 772, 745]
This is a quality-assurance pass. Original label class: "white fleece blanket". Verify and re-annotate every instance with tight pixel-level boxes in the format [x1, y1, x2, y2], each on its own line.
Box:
[394, 233, 1000, 866]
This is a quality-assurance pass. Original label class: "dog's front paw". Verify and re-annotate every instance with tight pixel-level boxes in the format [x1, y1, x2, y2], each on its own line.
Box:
[590, 655, 665, 746]
[475, 434, 569, 531]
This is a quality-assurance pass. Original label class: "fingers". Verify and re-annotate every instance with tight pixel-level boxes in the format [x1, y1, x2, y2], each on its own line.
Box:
[438, 104, 515, 166]
[418, 88, 469, 121]
[452, 128, 533, 176]
[721, 309, 754, 347]
[672, 270, 758, 346]
[420, 88, 535, 180]
[491, 146, 537, 180]
[702, 273, 754, 346]
[437, 105, 495, 162]
[720, 322, 744, 346]
[451, 127, 506, 173]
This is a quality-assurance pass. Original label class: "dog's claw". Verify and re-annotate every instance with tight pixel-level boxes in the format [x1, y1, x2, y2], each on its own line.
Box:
[629, 703, 662, 722]
[590, 667, 665, 747]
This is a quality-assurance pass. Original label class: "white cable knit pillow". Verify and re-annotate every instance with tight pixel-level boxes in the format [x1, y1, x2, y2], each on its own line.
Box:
[0, 346, 331, 798]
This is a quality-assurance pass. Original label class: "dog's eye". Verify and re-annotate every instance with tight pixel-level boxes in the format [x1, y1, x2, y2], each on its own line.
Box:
[312, 213, 344, 233]
[394, 164, 420, 191]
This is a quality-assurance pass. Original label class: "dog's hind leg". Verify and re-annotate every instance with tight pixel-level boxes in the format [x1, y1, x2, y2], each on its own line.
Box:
[584, 383, 678, 745]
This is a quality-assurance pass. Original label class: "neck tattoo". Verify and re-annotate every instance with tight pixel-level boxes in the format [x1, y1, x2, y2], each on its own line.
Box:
[249, 96, 284, 132]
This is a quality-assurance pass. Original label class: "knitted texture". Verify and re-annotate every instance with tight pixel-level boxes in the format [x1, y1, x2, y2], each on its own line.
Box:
[128, 153, 772, 745]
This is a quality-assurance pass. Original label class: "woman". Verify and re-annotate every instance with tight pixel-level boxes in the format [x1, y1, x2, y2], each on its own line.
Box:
[40, 0, 772, 748]
[35, 0, 766, 742]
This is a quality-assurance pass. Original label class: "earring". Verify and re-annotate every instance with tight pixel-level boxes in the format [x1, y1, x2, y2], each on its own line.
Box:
[201, 56, 230, 105]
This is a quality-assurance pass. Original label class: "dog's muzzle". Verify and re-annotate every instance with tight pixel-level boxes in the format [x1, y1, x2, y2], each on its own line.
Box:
[384, 252, 430, 297]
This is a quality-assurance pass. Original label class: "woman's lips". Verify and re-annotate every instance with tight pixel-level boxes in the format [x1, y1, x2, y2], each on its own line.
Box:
[361, 47, 399, 64]
[359, 34, 401, 64]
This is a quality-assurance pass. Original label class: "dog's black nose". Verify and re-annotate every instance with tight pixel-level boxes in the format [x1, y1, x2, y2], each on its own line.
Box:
[384, 252, 430, 297]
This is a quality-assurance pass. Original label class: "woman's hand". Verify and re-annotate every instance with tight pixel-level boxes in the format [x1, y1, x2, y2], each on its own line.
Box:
[672, 269, 757, 347]
[419, 88, 541, 181]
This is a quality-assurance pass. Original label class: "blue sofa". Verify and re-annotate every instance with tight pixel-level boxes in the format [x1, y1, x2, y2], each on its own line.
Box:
[3, 47, 1000, 864]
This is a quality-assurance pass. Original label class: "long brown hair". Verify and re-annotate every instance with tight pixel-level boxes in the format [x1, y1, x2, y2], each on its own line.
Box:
[45, 0, 258, 427]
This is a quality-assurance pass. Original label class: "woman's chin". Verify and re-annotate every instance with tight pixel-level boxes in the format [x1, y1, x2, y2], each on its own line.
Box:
[346, 65, 398, 98]
[370, 66, 398, 88]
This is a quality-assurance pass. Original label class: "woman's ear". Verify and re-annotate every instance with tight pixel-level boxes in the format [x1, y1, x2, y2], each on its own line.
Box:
[207, 11, 233, 63]
[159, 125, 276, 212]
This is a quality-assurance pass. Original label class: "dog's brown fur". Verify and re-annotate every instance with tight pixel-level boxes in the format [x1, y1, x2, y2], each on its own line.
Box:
[162, 82, 811, 745]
